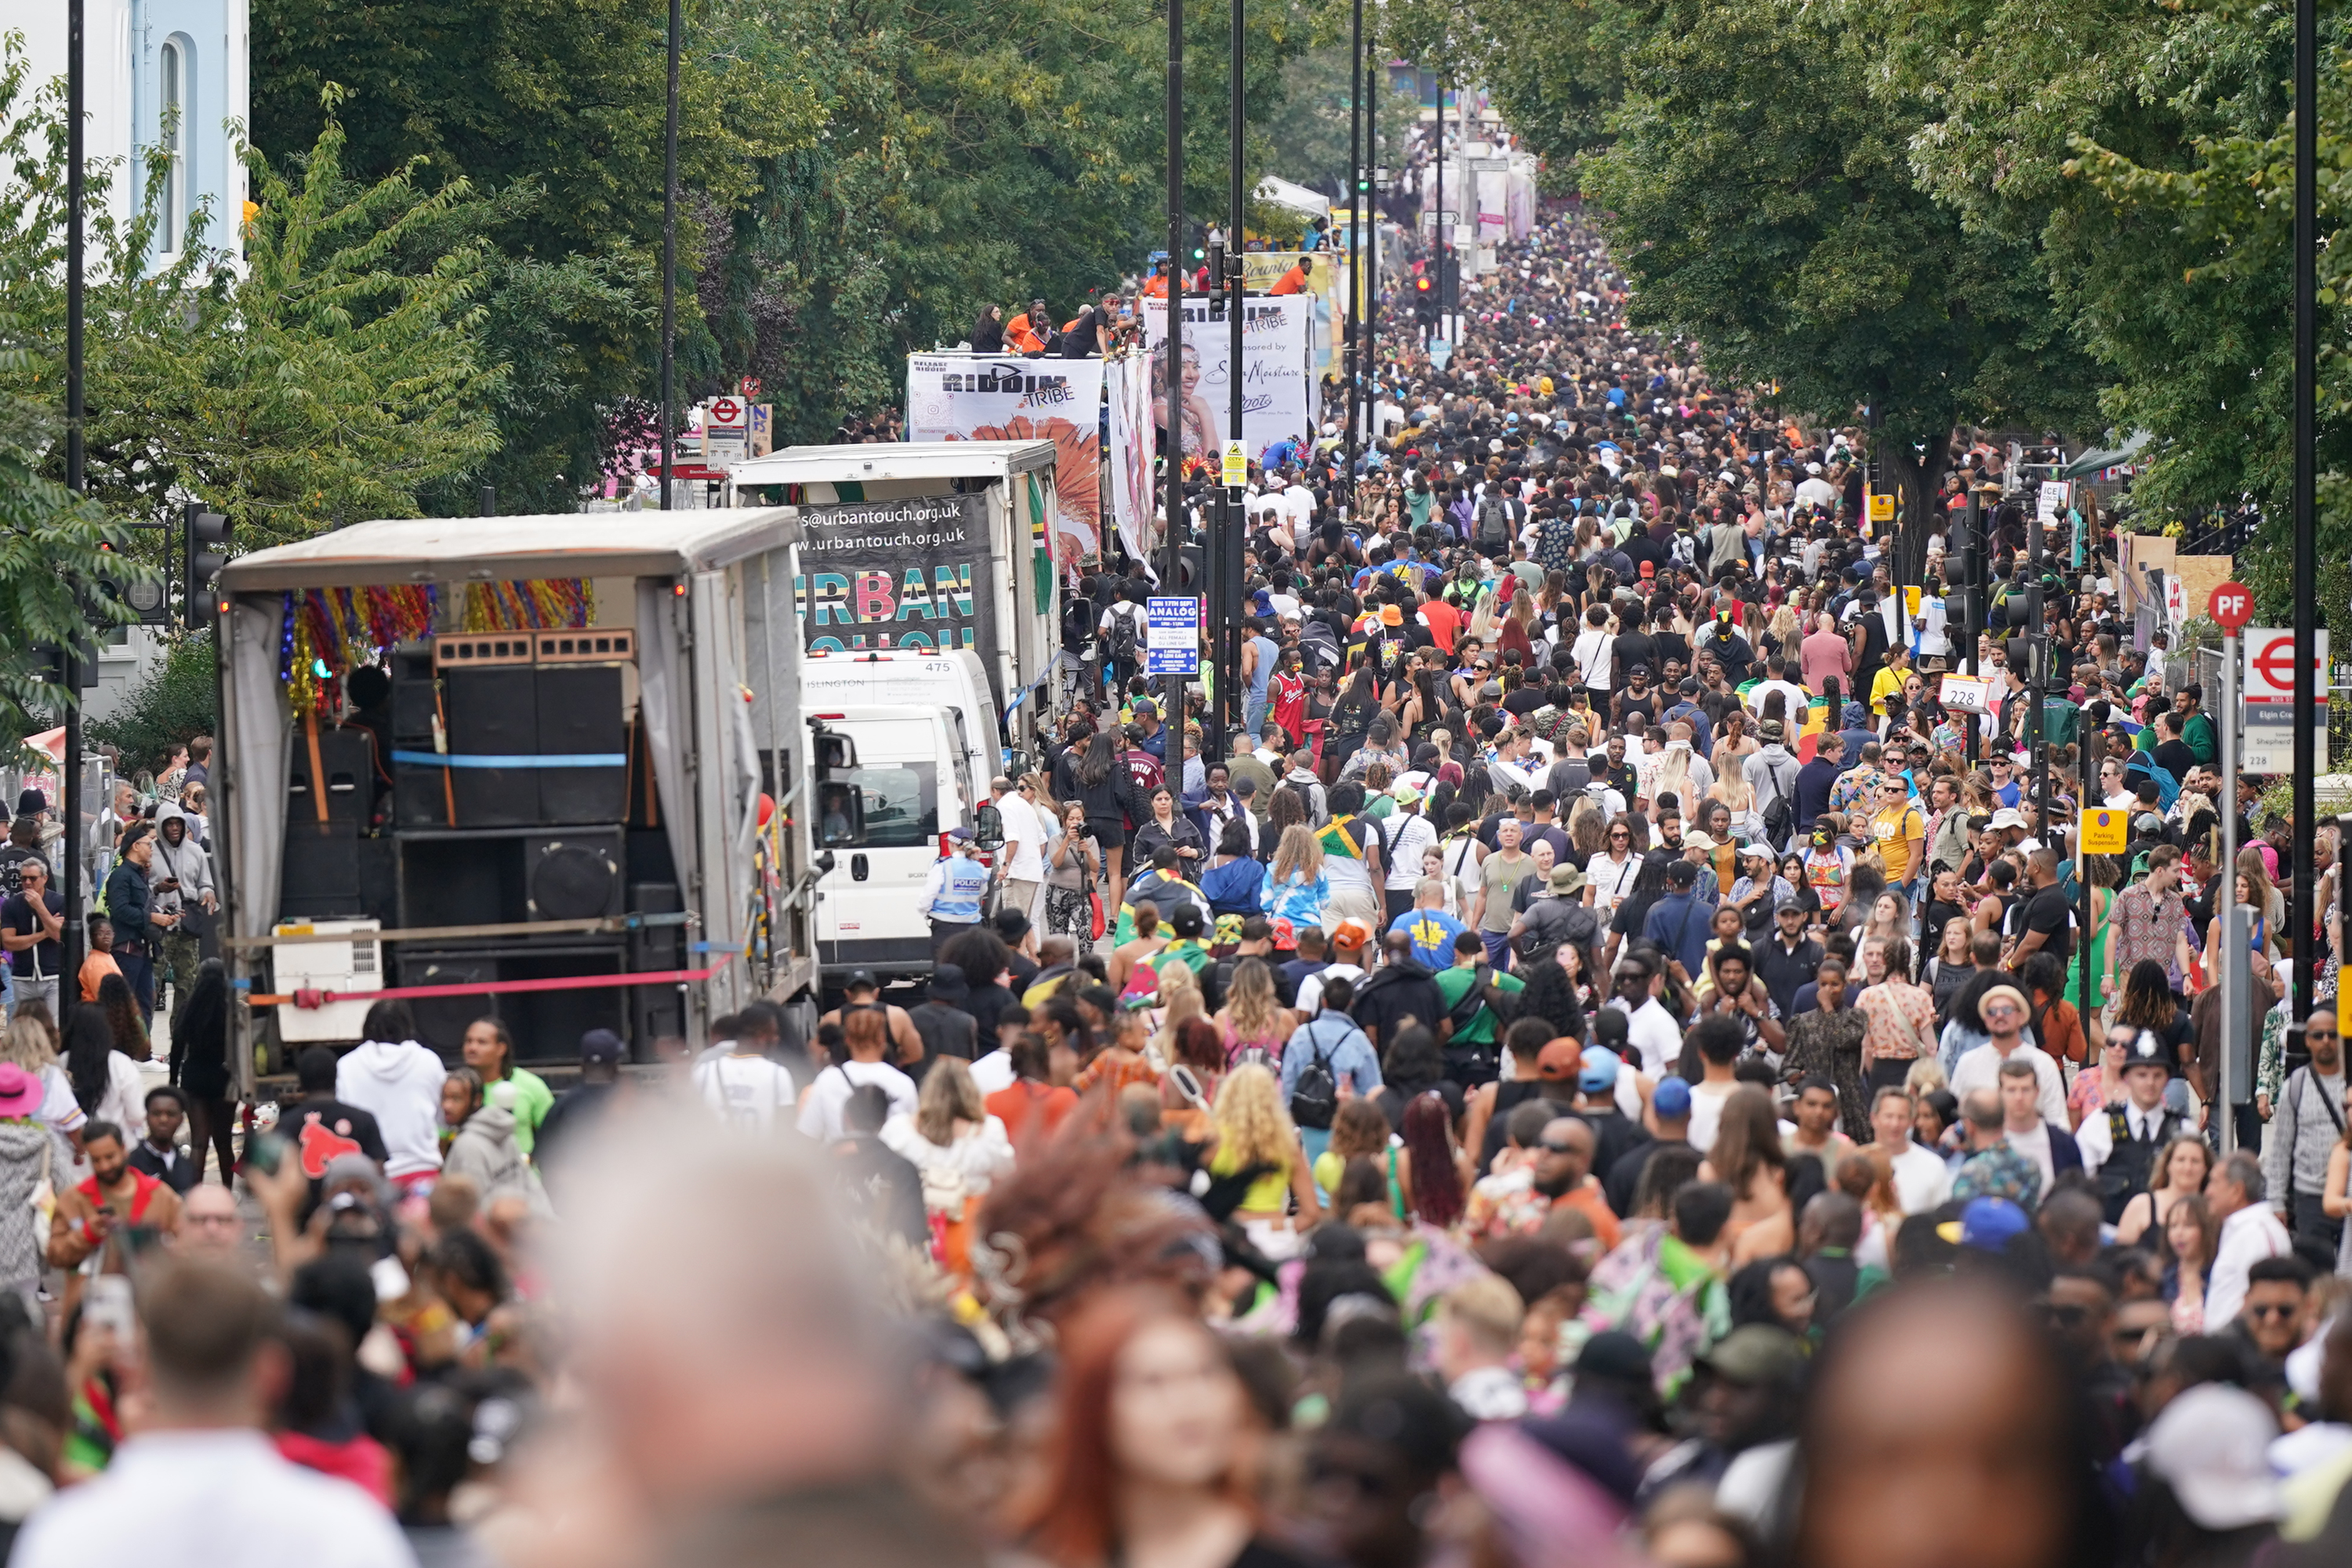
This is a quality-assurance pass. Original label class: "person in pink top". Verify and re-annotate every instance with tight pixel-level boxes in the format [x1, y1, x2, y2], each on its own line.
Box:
[1801, 612, 1855, 695]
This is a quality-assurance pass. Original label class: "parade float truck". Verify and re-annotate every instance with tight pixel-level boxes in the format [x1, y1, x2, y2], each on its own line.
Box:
[214, 510, 860, 1083]
[724, 441, 1069, 981]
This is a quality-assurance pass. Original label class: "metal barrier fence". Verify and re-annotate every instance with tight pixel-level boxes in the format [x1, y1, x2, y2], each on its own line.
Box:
[2191, 644, 2352, 773]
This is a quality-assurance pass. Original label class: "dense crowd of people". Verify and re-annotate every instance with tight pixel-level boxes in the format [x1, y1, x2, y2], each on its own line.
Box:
[0, 147, 2348, 1568]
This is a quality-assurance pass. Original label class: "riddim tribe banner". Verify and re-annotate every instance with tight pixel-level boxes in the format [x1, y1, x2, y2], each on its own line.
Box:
[794, 495, 998, 676]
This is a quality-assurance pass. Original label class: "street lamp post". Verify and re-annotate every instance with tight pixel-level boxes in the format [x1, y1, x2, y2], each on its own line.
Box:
[1163, 0, 1185, 786]
[2292, 0, 2318, 1031]
[659, 0, 681, 511]
[1344, 0, 1363, 495]
[62, 0, 87, 1011]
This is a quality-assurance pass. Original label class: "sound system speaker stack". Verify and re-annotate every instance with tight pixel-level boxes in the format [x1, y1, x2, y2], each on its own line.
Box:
[277, 627, 642, 1059]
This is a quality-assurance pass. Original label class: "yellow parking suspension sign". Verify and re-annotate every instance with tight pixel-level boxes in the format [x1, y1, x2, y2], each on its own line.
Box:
[2079, 808, 2129, 855]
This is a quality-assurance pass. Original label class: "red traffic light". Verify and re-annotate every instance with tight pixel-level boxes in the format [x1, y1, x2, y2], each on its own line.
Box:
[1415, 276, 1432, 292]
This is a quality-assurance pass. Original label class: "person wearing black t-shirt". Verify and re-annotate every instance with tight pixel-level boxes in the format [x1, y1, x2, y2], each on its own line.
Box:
[1613, 624, 1659, 689]
[2005, 848, 2074, 967]
[2150, 711, 2199, 786]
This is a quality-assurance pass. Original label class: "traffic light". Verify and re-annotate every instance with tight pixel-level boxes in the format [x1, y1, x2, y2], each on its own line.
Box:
[95, 540, 169, 626]
[183, 504, 231, 631]
[1414, 271, 1436, 322]
[1439, 255, 1459, 312]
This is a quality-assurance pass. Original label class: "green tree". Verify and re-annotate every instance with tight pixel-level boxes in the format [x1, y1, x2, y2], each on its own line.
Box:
[1384, 0, 1640, 186]
[1580, 0, 2098, 570]
[87, 633, 218, 771]
[1, 56, 504, 561]
[252, 0, 822, 503]
[1852, 0, 2352, 635]
[1264, 43, 1419, 201]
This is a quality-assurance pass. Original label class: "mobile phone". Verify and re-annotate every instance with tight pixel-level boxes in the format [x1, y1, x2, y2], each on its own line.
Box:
[85, 1275, 134, 1341]
[245, 1131, 288, 1178]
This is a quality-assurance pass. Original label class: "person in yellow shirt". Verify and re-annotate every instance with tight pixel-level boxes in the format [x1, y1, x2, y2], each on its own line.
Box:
[1869, 644, 1913, 713]
[1867, 775, 1926, 898]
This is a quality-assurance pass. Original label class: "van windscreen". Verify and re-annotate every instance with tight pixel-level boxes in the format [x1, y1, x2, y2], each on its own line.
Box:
[837, 763, 938, 848]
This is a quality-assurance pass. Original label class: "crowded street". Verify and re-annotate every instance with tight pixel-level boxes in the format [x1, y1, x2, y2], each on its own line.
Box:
[5, 14, 2352, 1568]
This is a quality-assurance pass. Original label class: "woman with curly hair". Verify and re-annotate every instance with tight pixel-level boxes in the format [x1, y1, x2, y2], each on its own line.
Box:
[1204, 1063, 1320, 1232]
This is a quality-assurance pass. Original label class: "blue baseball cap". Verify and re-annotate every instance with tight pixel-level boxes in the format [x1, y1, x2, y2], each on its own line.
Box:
[1652, 1077, 1692, 1119]
[1939, 1196, 2031, 1252]
[1578, 1046, 1621, 1094]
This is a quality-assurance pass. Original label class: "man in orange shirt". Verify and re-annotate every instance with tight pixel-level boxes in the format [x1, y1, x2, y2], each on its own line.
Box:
[1270, 255, 1316, 296]
[1004, 298, 1052, 354]
[1530, 1112, 1623, 1250]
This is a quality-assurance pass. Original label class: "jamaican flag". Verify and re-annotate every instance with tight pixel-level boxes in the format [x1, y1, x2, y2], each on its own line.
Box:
[1317, 813, 1369, 862]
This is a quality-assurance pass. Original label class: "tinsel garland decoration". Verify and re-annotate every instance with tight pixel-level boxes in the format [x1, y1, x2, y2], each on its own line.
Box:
[461, 579, 594, 632]
[281, 586, 440, 712]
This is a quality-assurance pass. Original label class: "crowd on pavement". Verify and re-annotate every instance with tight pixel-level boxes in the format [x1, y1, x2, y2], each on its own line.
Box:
[0, 151, 2347, 1568]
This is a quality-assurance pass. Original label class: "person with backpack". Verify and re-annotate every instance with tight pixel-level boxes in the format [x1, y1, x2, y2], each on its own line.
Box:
[1742, 719, 1802, 852]
[1099, 590, 1147, 694]
[1434, 930, 1524, 1086]
[1279, 973, 1383, 1163]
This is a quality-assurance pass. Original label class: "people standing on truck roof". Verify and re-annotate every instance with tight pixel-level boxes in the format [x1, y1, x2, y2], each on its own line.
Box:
[916, 828, 993, 957]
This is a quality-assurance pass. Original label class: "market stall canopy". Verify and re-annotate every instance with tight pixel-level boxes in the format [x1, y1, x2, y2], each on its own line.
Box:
[220, 510, 801, 592]
[1256, 175, 1333, 220]
[2056, 431, 2151, 481]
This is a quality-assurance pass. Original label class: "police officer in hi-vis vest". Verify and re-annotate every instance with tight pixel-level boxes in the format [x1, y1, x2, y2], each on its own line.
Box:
[917, 826, 992, 956]
[2076, 1025, 2191, 1225]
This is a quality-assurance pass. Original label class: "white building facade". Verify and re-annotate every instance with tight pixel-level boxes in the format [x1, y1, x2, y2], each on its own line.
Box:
[19, 0, 249, 264]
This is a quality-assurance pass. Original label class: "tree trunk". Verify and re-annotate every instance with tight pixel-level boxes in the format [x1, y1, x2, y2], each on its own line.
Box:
[1875, 430, 1955, 587]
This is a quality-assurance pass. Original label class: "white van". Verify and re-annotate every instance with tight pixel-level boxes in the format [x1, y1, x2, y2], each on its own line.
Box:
[802, 648, 999, 793]
[806, 702, 982, 982]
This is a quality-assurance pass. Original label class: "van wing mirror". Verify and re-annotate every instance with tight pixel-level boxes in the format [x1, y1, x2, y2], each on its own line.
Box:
[974, 803, 1004, 851]
[812, 725, 858, 775]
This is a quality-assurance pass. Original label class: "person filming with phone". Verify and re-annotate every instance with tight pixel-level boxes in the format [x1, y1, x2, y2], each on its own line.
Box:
[49, 1120, 182, 1294]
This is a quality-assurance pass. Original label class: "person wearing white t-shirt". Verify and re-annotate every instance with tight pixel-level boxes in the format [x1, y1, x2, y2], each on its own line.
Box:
[1606, 962, 1685, 1080]
[796, 1011, 919, 1141]
[13, 1260, 417, 1568]
[991, 777, 1049, 924]
[692, 1042, 799, 1134]
[1870, 1083, 1953, 1215]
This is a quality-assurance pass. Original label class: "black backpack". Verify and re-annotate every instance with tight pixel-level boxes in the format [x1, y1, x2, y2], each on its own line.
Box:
[1105, 607, 1139, 663]
[1759, 757, 1796, 845]
[1290, 1020, 1344, 1131]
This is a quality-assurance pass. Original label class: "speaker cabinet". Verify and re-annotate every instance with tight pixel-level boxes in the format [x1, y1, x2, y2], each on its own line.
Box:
[286, 727, 376, 826]
[628, 881, 685, 1047]
[524, 831, 624, 920]
[397, 945, 627, 1061]
[280, 821, 361, 920]
[442, 666, 539, 826]
[534, 664, 626, 824]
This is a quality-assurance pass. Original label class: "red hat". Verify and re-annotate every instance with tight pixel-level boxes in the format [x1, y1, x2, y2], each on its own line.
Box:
[1535, 1038, 1584, 1081]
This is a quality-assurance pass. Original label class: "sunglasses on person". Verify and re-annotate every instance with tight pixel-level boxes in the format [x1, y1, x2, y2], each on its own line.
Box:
[1537, 1138, 1584, 1155]
[2247, 1302, 2300, 1320]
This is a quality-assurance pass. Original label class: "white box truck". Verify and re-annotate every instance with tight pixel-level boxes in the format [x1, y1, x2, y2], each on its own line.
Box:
[214, 510, 854, 1084]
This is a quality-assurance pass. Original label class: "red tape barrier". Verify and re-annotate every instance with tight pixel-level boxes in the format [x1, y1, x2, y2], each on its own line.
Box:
[253, 966, 721, 1010]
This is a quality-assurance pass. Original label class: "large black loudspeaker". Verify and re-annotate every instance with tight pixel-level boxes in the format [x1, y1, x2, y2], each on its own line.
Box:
[397, 827, 626, 928]
[281, 821, 361, 919]
[534, 664, 627, 824]
[629, 881, 685, 1048]
[287, 727, 376, 826]
[443, 666, 541, 826]
[397, 946, 626, 1060]
[526, 831, 624, 920]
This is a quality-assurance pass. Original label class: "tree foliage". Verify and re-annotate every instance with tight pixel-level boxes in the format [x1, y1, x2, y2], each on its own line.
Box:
[1850, 0, 2352, 634]
[87, 633, 219, 771]
[0, 45, 502, 557]
[1579, 0, 2098, 571]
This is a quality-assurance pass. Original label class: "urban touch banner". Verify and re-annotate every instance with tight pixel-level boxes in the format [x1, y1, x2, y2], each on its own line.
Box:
[905, 355, 1104, 562]
[794, 494, 998, 677]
